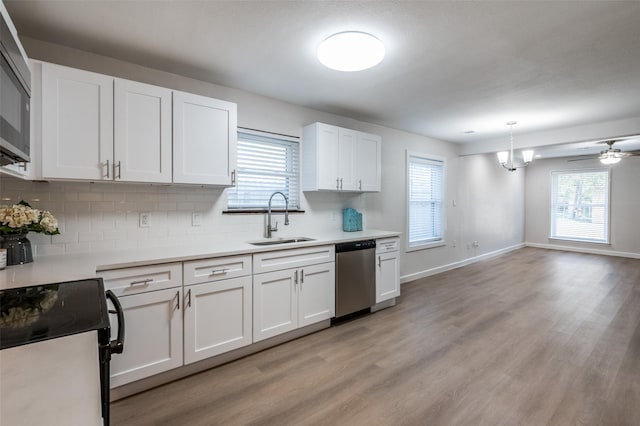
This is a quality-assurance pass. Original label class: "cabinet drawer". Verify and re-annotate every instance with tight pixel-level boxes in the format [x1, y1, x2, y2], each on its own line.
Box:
[376, 237, 400, 254]
[100, 263, 182, 296]
[253, 245, 335, 275]
[183, 255, 252, 286]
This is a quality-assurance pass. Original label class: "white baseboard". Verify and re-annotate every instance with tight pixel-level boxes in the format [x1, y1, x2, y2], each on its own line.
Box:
[400, 243, 525, 284]
[525, 242, 640, 259]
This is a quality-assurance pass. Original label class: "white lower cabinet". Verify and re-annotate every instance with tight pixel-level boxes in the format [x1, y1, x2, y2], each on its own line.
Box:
[183, 276, 252, 364]
[253, 246, 335, 342]
[253, 269, 298, 341]
[109, 288, 183, 388]
[298, 262, 336, 327]
[375, 238, 401, 303]
[102, 263, 183, 388]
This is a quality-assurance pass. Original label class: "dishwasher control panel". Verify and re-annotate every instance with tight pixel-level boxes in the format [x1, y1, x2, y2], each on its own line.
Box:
[335, 239, 376, 253]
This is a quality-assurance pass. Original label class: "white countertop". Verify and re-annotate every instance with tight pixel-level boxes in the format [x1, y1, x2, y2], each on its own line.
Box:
[0, 229, 400, 290]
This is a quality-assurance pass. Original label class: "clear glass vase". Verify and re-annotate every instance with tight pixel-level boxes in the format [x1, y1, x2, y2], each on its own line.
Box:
[0, 234, 33, 266]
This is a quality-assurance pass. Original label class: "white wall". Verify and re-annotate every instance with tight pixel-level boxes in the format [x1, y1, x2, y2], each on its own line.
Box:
[0, 37, 526, 280]
[525, 157, 640, 257]
[366, 145, 525, 282]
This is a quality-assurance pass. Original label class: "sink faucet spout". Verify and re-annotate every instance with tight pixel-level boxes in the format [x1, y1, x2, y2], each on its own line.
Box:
[266, 191, 289, 238]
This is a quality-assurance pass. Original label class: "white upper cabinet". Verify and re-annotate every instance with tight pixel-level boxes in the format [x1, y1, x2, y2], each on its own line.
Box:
[173, 91, 237, 185]
[41, 62, 113, 180]
[302, 122, 381, 192]
[355, 131, 382, 192]
[37, 61, 237, 185]
[315, 123, 340, 190]
[114, 79, 172, 183]
[338, 128, 357, 191]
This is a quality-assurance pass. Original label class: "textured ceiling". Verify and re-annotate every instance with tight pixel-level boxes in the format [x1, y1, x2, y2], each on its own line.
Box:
[5, 0, 640, 144]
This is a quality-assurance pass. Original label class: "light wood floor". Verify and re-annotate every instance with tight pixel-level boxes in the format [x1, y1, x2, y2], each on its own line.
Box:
[112, 248, 640, 425]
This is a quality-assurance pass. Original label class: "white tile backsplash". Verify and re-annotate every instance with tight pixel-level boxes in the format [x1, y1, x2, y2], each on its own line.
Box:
[0, 175, 367, 256]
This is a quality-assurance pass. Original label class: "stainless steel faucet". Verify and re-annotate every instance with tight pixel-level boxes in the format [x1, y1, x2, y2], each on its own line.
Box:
[266, 191, 289, 238]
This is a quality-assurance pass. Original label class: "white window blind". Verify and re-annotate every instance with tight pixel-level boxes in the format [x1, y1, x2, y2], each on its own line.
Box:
[227, 131, 300, 210]
[407, 153, 444, 249]
[550, 169, 610, 243]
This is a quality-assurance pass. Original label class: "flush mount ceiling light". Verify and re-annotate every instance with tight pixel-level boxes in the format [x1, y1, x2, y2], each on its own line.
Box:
[317, 31, 385, 72]
[497, 122, 534, 172]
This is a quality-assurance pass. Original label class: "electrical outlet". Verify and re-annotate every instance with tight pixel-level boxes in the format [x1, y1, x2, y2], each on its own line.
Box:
[472, 241, 480, 248]
[139, 212, 151, 228]
[192, 212, 201, 227]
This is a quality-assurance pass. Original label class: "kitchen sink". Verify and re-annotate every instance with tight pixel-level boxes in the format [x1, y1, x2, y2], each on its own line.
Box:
[248, 237, 315, 246]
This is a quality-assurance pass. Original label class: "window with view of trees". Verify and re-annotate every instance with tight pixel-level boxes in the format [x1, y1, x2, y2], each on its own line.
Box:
[550, 169, 610, 243]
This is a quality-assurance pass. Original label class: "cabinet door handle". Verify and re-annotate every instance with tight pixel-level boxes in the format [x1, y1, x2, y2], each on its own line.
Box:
[185, 289, 192, 309]
[18, 162, 27, 171]
[210, 268, 229, 276]
[300, 269, 304, 284]
[294, 270, 298, 285]
[340, 178, 343, 190]
[175, 291, 180, 310]
[104, 159, 110, 179]
[130, 279, 152, 286]
[114, 160, 121, 179]
[378, 256, 382, 268]
[359, 179, 362, 190]
[231, 169, 236, 185]
[336, 178, 340, 190]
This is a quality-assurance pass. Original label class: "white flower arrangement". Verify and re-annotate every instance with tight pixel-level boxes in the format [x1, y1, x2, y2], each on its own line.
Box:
[0, 201, 60, 236]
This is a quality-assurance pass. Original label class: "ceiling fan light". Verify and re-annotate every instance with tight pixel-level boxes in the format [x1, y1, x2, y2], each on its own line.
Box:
[600, 155, 621, 165]
[317, 32, 385, 72]
[497, 151, 509, 164]
[522, 150, 534, 163]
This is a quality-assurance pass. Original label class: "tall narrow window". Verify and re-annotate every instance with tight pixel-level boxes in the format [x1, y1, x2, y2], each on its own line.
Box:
[550, 169, 610, 243]
[227, 131, 300, 210]
[407, 152, 445, 250]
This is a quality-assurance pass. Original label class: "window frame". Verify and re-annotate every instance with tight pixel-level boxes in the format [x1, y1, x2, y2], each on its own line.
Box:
[405, 150, 446, 252]
[549, 168, 611, 245]
[225, 129, 302, 212]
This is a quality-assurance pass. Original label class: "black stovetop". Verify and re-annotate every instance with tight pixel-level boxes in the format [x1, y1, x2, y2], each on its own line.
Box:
[0, 278, 109, 350]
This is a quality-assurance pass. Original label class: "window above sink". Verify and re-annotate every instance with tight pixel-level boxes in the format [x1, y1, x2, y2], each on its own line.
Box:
[226, 129, 301, 212]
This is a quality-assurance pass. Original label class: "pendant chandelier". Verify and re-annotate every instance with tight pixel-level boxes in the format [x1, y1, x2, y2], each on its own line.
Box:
[497, 122, 534, 171]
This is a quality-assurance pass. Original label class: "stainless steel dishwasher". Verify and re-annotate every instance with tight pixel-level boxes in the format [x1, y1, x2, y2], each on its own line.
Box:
[335, 239, 376, 318]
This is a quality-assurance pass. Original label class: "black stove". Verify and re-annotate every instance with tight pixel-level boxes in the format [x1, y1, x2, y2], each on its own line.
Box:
[0, 278, 125, 425]
[0, 279, 109, 349]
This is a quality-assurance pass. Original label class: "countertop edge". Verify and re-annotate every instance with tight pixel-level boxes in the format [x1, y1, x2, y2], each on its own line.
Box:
[1, 230, 401, 289]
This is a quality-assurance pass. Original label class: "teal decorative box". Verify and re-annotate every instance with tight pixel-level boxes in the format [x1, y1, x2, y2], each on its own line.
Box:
[343, 208, 363, 232]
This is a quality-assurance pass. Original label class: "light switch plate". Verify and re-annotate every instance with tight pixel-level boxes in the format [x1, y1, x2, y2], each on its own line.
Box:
[192, 212, 201, 227]
[139, 212, 151, 228]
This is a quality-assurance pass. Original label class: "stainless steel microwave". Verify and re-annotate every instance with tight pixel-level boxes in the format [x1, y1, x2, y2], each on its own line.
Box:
[0, 4, 30, 166]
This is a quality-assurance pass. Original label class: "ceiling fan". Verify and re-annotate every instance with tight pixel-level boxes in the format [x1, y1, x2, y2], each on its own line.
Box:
[568, 140, 640, 164]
